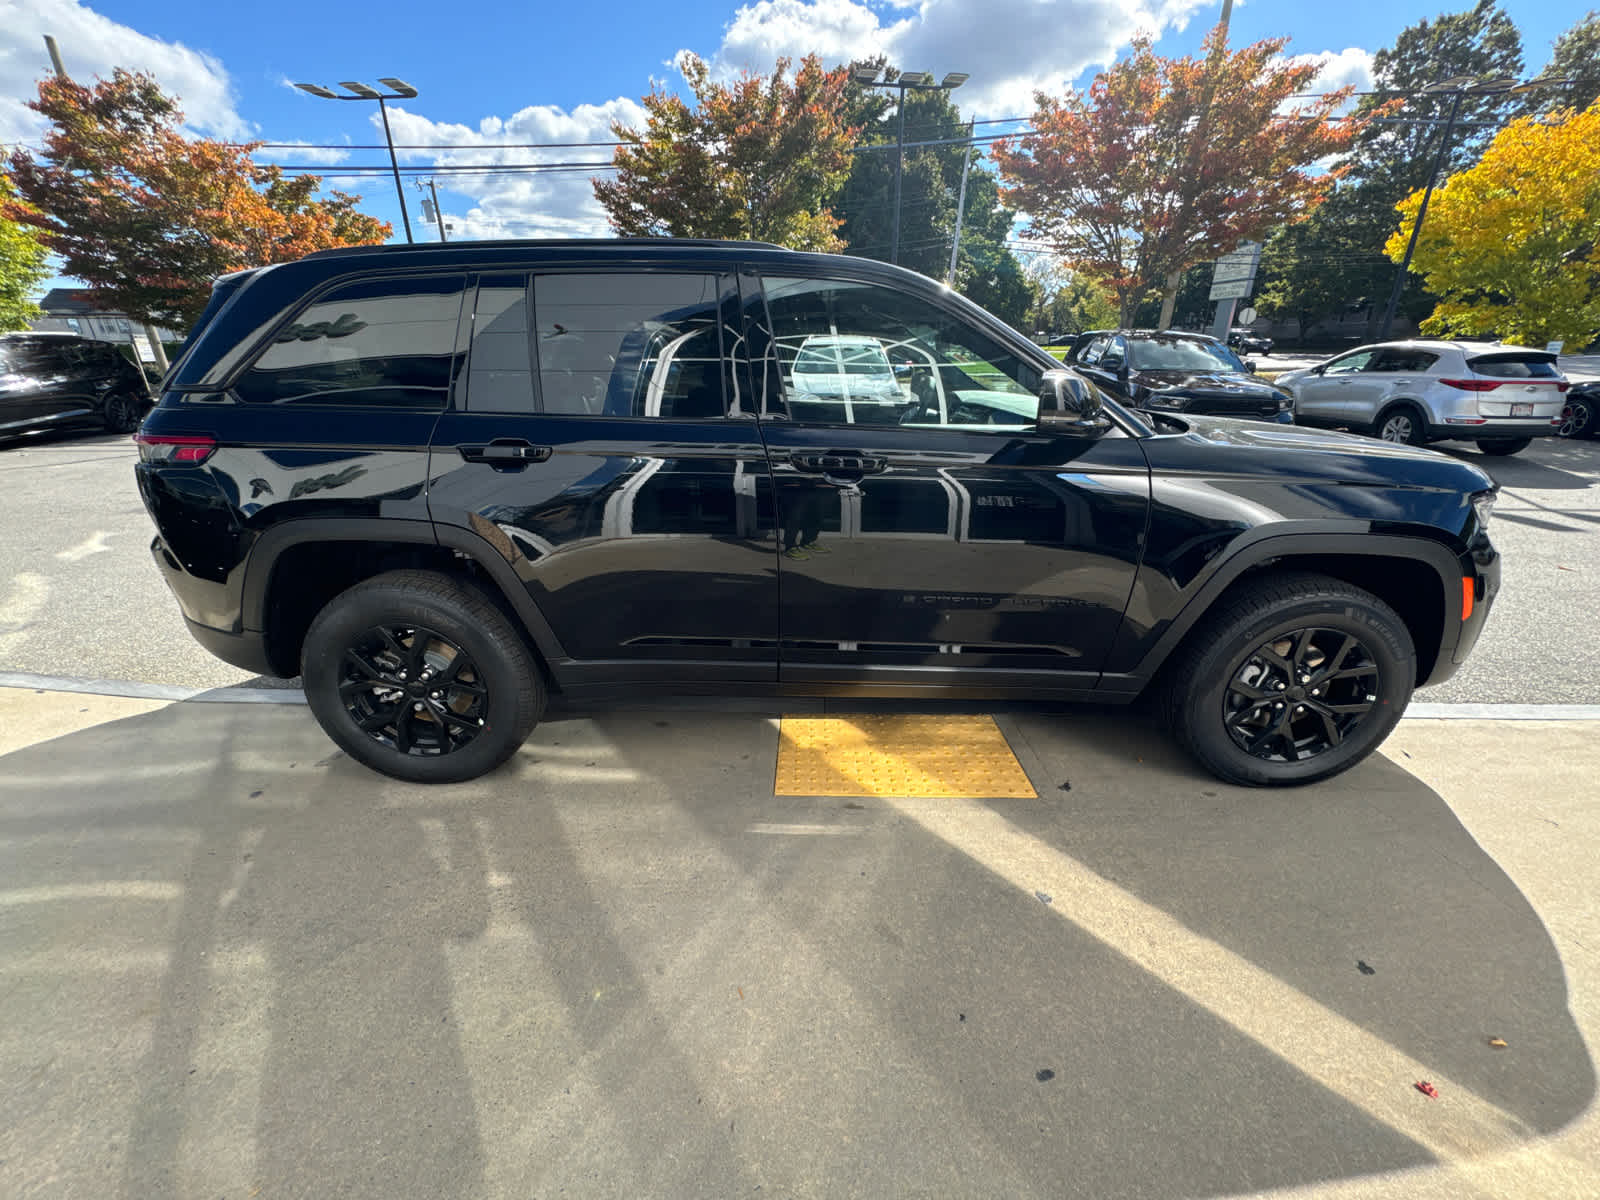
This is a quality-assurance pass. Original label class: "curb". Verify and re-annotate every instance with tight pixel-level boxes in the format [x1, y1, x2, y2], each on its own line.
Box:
[4, 671, 1599, 720]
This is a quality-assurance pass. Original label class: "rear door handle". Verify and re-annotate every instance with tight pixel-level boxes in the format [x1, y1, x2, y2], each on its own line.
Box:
[459, 439, 552, 470]
[789, 452, 887, 475]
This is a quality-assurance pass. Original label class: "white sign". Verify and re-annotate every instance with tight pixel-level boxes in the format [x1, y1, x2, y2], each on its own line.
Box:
[130, 333, 156, 364]
[1546, 341, 1564, 355]
[1237, 306, 1258, 324]
[1209, 278, 1253, 301]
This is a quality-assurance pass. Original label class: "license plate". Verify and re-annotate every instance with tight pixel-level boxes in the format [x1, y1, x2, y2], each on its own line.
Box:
[1512, 403, 1534, 416]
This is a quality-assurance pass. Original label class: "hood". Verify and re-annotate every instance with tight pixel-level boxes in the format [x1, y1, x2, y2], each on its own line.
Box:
[1134, 369, 1286, 398]
[1150, 412, 1496, 493]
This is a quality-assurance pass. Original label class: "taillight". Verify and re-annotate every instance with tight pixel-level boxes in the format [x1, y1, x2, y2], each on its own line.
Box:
[134, 432, 217, 465]
[1439, 379, 1500, 391]
[1557, 381, 1571, 392]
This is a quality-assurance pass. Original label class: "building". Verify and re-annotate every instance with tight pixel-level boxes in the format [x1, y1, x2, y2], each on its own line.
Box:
[29, 289, 181, 354]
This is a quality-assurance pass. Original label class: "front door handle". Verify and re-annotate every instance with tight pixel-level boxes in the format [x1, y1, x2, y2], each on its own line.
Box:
[789, 451, 887, 475]
[459, 440, 553, 471]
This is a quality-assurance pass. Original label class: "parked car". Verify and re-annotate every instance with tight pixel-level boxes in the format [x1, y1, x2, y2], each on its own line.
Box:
[1065, 329, 1292, 423]
[137, 239, 1499, 788]
[1558, 380, 1598, 439]
[0, 332, 151, 439]
[1275, 340, 1567, 455]
[1227, 327, 1273, 355]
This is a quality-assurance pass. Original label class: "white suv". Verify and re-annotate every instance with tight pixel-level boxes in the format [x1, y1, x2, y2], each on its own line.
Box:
[1277, 340, 1567, 455]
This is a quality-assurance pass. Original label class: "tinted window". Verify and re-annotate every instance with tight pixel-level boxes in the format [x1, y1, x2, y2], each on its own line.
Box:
[1369, 348, 1439, 373]
[758, 276, 1040, 429]
[467, 274, 533, 412]
[533, 272, 730, 418]
[1468, 355, 1560, 379]
[1079, 336, 1108, 366]
[236, 274, 465, 407]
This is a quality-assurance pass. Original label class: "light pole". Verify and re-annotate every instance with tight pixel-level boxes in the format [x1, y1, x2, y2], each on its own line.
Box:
[294, 78, 419, 244]
[1376, 73, 1559, 339]
[853, 66, 969, 265]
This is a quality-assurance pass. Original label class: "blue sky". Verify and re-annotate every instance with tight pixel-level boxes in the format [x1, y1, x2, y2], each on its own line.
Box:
[1, 0, 1587, 288]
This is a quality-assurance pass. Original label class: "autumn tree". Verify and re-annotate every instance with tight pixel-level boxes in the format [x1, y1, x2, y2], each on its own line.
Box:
[1261, 2, 1525, 341]
[1387, 104, 1600, 349]
[993, 27, 1362, 327]
[0, 173, 48, 332]
[593, 54, 856, 251]
[4, 70, 391, 331]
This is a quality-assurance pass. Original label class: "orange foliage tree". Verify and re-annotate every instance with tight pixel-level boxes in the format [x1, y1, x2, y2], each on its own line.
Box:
[994, 28, 1371, 325]
[4, 70, 391, 329]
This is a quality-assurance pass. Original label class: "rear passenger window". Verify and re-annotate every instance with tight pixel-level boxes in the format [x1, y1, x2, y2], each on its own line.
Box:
[237, 274, 465, 407]
[467, 274, 533, 412]
[532, 273, 731, 418]
[1370, 349, 1438, 373]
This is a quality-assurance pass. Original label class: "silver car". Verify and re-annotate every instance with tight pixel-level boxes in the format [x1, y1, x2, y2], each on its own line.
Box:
[1276, 340, 1567, 455]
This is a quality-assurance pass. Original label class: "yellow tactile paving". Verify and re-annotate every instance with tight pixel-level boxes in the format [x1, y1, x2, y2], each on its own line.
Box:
[774, 714, 1037, 798]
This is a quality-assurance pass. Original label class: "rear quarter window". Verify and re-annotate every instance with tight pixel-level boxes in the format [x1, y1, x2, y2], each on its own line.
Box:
[235, 274, 466, 407]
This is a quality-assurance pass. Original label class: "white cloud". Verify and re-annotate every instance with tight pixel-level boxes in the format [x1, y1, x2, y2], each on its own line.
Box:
[0, 0, 248, 145]
[1288, 47, 1375, 97]
[700, 0, 1214, 117]
[375, 99, 648, 240]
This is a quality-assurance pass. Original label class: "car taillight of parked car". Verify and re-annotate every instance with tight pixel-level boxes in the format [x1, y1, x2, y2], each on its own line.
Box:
[133, 432, 217, 465]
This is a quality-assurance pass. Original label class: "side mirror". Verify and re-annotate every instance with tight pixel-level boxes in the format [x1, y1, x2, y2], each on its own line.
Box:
[1310, 364, 1326, 375]
[1100, 354, 1126, 372]
[1037, 369, 1111, 435]
[1244, 359, 1259, 373]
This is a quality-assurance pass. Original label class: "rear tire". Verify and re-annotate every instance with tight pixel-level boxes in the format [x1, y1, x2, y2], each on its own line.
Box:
[1373, 406, 1426, 445]
[302, 569, 544, 783]
[1477, 437, 1532, 456]
[102, 392, 145, 433]
[1161, 572, 1415, 787]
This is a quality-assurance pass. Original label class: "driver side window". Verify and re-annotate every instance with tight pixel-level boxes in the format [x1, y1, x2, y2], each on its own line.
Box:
[754, 276, 1042, 430]
[1324, 350, 1375, 376]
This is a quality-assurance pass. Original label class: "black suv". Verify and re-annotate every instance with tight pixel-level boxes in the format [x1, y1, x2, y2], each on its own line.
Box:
[136, 241, 1499, 788]
[1, 332, 151, 438]
[1066, 329, 1291, 422]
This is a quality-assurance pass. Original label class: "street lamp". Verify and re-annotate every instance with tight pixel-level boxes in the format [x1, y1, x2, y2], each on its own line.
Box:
[294, 77, 419, 244]
[1376, 73, 1561, 339]
[855, 66, 969, 265]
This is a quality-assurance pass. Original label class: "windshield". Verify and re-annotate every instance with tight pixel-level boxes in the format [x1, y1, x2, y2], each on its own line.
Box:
[1128, 338, 1243, 373]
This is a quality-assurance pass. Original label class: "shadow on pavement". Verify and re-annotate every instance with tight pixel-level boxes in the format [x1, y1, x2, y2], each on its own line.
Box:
[1440, 439, 1600, 491]
[0, 702, 1590, 1199]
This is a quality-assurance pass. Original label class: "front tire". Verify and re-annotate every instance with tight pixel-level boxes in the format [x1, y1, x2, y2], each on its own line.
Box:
[1477, 437, 1533, 456]
[1161, 572, 1415, 786]
[302, 570, 544, 783]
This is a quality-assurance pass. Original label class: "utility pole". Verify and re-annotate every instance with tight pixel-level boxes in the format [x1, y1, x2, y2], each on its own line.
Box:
[43, 36, 170, 374]
[945, 124, 975, 285]
[1376, 89, 1465, 341]
[427, 178, 447, 242]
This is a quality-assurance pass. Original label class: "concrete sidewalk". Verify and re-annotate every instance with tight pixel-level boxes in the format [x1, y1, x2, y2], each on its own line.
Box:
[1, 685, 1596, 1199]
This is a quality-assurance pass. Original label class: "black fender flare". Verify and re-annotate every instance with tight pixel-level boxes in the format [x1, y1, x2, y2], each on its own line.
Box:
[240, 517, 569, 665]
[1102, 530, 1467, 694]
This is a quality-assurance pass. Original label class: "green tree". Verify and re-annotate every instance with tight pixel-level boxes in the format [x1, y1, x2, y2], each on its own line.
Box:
[1530, 10, 1600, 114]
[0, 173, 49, 332]
[993, 26, 1361, 326]
[593, 54, 856, 251]
[1256, 3, 1525, 341]
[1388, 104, 1600, 349]
[5, 71, 390, 330]
[830, 63, 1031, 326]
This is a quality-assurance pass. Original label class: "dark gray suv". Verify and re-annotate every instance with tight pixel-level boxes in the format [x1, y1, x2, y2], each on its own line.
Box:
[0, 332, 151, 438]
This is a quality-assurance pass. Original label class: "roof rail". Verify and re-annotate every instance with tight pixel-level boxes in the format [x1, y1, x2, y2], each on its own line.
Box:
[298, 236, 786, 261]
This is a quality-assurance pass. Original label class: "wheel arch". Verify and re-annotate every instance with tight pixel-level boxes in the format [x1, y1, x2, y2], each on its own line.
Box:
[1374, 398, 1431, 439]
[241, 518, 567, 681]
[1114, 532, 1466, 695]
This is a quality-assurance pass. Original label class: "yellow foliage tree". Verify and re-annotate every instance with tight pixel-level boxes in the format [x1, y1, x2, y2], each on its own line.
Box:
[1388, 103, 1600, 349]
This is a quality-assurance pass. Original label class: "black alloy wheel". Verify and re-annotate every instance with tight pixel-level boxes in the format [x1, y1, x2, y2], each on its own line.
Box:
[103, 392, 144, 433]
[1559, 395, 1596, 439]
[338, 623, 488, 758]
[302, 569, 544, 783]
[1223, 627, 1379, 763]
